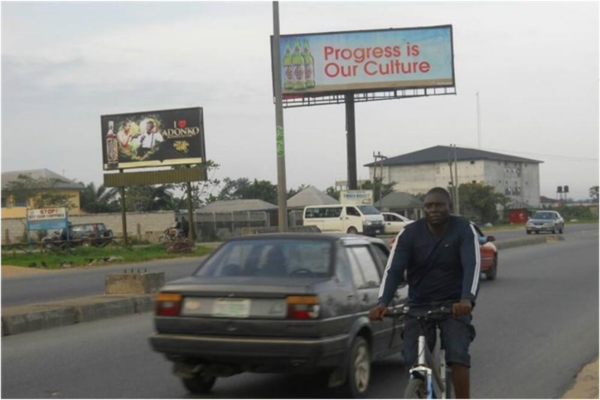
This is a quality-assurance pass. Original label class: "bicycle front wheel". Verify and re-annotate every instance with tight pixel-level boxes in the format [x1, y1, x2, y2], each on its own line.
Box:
[404, 377, 427, 399]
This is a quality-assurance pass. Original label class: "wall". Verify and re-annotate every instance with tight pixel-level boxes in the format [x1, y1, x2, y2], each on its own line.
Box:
[2, 211, 175, 244]
[484, 161, 541, 207]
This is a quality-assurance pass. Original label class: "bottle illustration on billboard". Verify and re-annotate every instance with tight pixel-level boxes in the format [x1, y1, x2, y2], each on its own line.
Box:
[303, 39, 316, 89]
[292, 38, 306, 90]
[283, 41, 294, 90]
[106, 121, 119, 168]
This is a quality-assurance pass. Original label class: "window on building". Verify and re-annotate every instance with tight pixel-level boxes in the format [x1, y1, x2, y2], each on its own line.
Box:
[472, 180, 476, 184]
[470, 161, 475, 165]
[15, 197, 27, 207]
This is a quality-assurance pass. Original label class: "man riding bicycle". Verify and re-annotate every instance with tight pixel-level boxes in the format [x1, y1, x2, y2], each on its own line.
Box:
[369, 187, 480, 399]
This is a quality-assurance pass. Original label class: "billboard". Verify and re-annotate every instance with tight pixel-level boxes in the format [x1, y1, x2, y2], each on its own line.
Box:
[27, 208, 68, 231]
[101, 107, 206, 171]
[273, 25, 454, 97]
[340, 190, 374, 206]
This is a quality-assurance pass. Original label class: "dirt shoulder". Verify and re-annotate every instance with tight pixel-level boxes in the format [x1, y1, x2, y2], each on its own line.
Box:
[562, 358, 599, 399]
[2, 265, 53, 278]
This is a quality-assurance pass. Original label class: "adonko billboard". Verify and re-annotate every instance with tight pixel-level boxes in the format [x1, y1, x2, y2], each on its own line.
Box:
[101, 107, 206, 170]
[273, 25, 455, 96]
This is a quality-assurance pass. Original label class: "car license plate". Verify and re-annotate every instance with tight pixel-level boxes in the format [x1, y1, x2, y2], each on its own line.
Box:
[213, 299, 251, 318]
[375, 230, 381, 234]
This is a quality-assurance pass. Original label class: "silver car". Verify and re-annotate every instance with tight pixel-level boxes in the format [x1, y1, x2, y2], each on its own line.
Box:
[526, 211, 565, 234]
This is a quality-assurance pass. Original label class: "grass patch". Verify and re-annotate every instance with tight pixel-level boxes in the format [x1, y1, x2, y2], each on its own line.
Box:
[2, 244, 214, 269]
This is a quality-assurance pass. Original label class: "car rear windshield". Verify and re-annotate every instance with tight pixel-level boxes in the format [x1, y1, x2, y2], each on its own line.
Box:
[357, 205, 380, 215]
[196, 239, 333, 278]
[532, 212, 554, 220]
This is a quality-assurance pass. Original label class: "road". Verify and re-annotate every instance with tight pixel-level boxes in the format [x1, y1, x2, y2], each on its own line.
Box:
[3, 224, 597, 308]
[2, 227, 598, 398]
[1, 257, 206, 307]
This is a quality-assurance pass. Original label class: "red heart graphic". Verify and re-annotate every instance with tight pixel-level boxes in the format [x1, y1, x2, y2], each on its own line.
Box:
[178, 120, 187, 128]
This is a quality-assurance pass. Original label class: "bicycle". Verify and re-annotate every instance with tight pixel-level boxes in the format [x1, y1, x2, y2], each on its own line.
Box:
[386, 304, 455, 399]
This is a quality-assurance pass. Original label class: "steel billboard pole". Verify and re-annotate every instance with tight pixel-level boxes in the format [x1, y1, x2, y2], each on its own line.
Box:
[273, 1, 288, 232]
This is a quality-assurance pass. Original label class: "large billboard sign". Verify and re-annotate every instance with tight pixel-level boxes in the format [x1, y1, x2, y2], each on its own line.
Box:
[101, 107, 206, 171]
[27, 208, 68, 231]
[273, 25, 454, 97]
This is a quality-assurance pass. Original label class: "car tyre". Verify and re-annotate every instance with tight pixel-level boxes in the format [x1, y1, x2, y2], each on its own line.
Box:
[526, 230, 531, 235]
[339, 336, 370, 398]
[559, 226, 564, 234]
[551, 227, 556, 234]
[486, 255, 498, 281]
[347, 227, 359, 235]
[181, 374, 217, 394]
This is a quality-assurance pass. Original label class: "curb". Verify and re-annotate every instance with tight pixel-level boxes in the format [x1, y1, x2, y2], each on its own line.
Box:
[1, 294, 155, 337]
[494, 234, 564, 250]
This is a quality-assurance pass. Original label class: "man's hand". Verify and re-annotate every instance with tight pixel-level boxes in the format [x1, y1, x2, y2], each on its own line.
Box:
[452, 299, 472, 317]
[369, 304, 387, 321]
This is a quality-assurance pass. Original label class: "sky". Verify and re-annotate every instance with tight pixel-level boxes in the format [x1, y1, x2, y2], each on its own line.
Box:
[1, 1, 598, 200]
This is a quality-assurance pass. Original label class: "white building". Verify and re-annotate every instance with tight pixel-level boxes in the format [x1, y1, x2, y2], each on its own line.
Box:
[365, 146, 542, 208]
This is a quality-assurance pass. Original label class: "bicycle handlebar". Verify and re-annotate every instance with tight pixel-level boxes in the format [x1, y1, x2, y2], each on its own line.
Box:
[384, 304, 454, 319]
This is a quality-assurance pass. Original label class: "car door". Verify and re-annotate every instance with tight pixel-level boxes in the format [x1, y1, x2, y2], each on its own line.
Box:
[384, 214, 404, 234]
[346, 244, 395, 357]
[345, 206, 364, 233]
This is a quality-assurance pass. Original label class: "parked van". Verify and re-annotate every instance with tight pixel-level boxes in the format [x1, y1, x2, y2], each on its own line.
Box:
[303, 205, 385, 236]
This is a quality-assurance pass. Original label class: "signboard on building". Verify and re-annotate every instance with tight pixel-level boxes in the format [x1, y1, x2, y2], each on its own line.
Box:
[27, 208, 68, 230]
[101, 107, 206, 171]
[340, 190, 374, 205]
[273, 25, 455, 97]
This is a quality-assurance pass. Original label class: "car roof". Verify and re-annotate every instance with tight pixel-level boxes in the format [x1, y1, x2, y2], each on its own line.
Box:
[225, 233, 387, 246]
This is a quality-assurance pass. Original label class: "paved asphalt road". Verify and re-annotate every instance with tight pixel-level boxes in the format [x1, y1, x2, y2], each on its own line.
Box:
[1, 256, 206, 307]
[3, 223, 597, 308]
[2, 226, 598, 398]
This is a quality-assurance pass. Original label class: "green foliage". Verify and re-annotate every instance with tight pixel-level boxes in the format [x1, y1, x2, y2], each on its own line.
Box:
[360, 178, 396, 203]
[325, 186, 340, 200]
[589, 186, 599, 203]
[459, 182, 510, 224]
[79, 182, 120, 213]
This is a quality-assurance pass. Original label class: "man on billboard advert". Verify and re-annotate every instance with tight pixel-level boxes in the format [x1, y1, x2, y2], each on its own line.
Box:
[101, 107, 205, 170]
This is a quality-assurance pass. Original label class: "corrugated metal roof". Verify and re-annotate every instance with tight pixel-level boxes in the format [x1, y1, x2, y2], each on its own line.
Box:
[197, 199, 278, 213]
[375, 192, 423, 209]
[287, 187, 339, 209]
[1, 169, 84, 190]
[364, 146, 542, 167]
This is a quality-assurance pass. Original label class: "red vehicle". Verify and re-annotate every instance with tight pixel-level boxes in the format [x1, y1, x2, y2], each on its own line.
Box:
[389, 225, 498, 281]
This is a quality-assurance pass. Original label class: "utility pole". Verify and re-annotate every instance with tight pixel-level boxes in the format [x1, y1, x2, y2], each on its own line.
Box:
[272, 1, 288, 232]
[453, 144, 460, 215]
[372, 152, 388, 203]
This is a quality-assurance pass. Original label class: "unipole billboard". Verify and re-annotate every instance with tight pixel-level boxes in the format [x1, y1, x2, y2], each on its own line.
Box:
[101, 107, 206, 171]
[273, 25, 455, 97]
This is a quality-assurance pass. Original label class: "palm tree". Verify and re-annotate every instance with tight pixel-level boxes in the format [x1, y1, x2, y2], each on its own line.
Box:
[80, 182, 120, 213]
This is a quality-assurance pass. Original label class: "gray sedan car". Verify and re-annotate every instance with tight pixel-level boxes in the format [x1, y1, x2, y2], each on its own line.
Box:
[526, 211, 565, 234]
[149, 233, 407, 398]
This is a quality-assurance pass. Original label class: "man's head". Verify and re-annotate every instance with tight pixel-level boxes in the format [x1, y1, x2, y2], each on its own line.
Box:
[146, 121, 154, 132]
[423, 187, 451, 227]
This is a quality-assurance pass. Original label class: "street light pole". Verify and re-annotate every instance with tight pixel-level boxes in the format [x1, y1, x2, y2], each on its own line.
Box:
[272, 1, 288, 232]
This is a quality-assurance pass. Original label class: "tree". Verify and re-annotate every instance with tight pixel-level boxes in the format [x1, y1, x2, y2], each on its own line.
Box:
[215, 177, 278, 204]
[3, 173, 76, 209]
[124, 184, 174, 212]
[458, 182, 509, 224]
[325, 186, 340, 200]
[172, 160, 222, 208]
[360, 178, 396, 203]
[79, 182, 120, 213]
[589, 186, 599, 203]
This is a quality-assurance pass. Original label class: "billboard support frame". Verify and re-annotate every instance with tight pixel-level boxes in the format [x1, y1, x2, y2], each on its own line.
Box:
[119, 169, 128, 247]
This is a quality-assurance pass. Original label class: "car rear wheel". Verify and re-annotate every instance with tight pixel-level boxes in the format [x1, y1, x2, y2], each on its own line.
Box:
[347, 227, 359, 234]
[486, 255, 498, 281]
[181, 374, 217, 394]
[526, 230, 531, 235]
[339, 336, 370, 398]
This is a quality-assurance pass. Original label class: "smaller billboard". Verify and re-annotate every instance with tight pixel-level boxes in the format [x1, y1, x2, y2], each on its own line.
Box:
[27, 208, 68, 231]
[101, 107, 206, 171]
[340, 190, 374, 206]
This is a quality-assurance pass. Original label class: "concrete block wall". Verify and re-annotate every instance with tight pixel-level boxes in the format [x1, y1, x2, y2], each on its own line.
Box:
[2, 211, 175, 244]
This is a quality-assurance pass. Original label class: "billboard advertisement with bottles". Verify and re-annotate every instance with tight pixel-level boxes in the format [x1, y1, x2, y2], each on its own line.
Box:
[101, 107, 206, 171]
[272, 25, 454, 97]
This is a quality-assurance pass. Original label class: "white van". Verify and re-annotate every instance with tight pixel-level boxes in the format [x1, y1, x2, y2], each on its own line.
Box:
[303, 205, 385, 236]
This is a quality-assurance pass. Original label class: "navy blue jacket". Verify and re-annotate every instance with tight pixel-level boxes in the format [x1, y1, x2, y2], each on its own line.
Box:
[378, 216, 481, 306]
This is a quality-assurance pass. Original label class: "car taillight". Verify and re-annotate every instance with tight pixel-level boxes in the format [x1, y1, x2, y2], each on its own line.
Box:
[156, 293, 182, 316]
[287, 296, 320, 320]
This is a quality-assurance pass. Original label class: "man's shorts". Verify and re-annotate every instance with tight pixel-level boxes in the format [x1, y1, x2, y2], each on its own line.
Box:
[401, 313, 476, 368]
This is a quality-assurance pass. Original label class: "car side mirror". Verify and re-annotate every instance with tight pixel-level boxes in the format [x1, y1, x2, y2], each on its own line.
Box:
[487, 236, 496, 242]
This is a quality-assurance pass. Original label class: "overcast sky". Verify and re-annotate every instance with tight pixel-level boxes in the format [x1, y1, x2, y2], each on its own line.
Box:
[2, 1, 598, 199]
